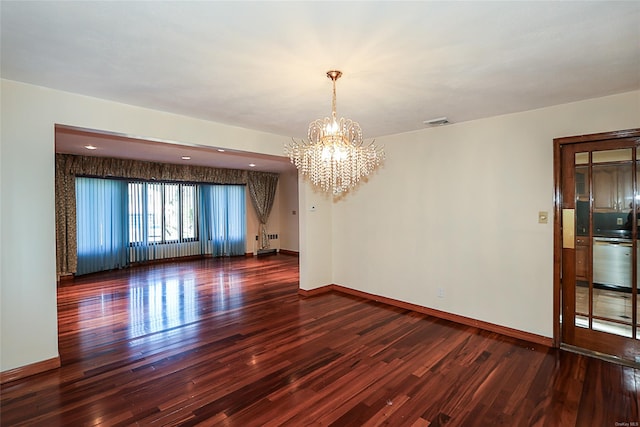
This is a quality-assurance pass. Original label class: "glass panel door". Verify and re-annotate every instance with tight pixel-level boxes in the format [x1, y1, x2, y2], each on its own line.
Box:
[561, 139, 640, 363]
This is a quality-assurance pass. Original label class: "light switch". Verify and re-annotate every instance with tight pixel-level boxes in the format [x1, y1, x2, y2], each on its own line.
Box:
[538, 211, 548, 224]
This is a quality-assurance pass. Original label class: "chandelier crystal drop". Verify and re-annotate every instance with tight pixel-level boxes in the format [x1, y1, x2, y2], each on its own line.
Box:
[285, 70, 385, 195]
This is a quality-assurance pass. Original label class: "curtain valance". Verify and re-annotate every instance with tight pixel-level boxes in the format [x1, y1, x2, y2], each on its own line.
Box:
[56, 153, 249, 184]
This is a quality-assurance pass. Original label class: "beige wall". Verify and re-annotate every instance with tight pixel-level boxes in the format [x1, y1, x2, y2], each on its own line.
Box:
[330, 91, 640, 338]
[0, 79, 290, 372]
[2, 76, 638, 373]
[298, 178, 333, 290]
[278, 169, 300, 252]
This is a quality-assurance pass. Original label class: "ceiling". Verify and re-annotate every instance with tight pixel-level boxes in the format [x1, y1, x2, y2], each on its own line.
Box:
[54, 125, 294, 173]
[2, 1, 639, 172]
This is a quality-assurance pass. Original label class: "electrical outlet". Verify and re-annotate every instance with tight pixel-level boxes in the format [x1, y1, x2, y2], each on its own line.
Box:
[437, 288, 445, 299]
[617, 217, 623, 225]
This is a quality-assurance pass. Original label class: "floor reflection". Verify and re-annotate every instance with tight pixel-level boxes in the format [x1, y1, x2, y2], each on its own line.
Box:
[60, 256, 299, 360]
[214, 270, 244, 313]
[128, 275, 198, 338]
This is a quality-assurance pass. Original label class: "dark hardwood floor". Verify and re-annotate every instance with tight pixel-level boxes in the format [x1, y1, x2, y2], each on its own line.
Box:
[1, 254, 638, 426]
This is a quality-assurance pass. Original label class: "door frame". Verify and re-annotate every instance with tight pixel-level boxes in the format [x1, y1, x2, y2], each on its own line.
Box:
[553, 128, 640, 348]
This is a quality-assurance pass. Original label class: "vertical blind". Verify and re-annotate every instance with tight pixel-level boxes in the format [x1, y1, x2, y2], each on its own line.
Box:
[76, 177, 129, 275]
[199, 184, 246, 256]
[76, 177, 246, 275]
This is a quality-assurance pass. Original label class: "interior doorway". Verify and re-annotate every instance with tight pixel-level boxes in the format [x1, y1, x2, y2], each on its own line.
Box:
[554, 128, 640, 364]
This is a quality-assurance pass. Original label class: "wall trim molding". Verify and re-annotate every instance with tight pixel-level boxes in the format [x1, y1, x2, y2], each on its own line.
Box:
[298, 284, 553, 347]
[298, 285, 333, 297]
[279, 249, 299, 257]
[1, 357, 61, 384]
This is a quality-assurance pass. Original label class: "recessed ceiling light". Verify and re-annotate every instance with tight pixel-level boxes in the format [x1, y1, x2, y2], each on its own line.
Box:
[249, 163, 256, 167]
[181, 156, 191, 160]
[84, 145, 97, 150]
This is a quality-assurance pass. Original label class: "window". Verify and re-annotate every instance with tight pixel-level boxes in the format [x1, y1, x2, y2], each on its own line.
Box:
[182, 185, 196, 239]
[128, 182, 197, 244]
[75, 177, 246, 274]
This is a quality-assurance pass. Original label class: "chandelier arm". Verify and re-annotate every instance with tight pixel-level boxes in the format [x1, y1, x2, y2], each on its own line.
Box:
[285, 70, 385, 195]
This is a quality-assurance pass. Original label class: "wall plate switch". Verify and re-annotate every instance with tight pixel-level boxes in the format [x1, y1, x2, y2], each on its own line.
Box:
[617, 217, 624, 225]
[538, 211, 548, 224]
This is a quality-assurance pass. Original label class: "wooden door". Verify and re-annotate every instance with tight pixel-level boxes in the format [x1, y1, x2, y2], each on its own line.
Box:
[555, 129, 640, 364]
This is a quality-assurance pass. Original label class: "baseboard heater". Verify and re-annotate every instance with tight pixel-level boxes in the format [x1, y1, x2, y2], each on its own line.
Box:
[257, 249, 277, 257]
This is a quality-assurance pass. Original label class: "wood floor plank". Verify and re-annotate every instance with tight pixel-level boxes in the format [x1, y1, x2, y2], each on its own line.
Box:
[1, 254, 638, 426]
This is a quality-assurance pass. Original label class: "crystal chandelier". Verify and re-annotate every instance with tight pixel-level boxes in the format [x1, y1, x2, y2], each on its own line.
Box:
[286, 70, 385, 195]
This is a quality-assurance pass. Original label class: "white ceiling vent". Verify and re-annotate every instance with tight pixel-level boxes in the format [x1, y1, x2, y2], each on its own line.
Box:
[423, 117, 450, 126]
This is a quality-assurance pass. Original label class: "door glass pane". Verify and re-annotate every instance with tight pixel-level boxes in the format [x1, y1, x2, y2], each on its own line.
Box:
[592, 238, 634, 339]
[576, 166, 589, 235]
[575, 157, 590, 329]
[575, 152, 589, 165]
[575, 161, 590, 328]
[592, 163, 633, 234]
[592, 148, 632, 163]
[593, 319, 632, 337]
[592, 286, 632, 323]
[575, 314, 588, 329]
[575, 234, 589, 321]
[575, 283, 588, 318]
